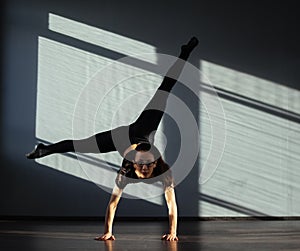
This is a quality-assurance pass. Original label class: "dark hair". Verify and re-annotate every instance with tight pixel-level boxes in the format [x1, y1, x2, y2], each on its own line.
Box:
[119, 143, 174, 188]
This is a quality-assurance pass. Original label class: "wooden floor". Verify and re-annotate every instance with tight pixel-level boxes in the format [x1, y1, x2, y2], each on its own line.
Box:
[1, 219, 300, 251]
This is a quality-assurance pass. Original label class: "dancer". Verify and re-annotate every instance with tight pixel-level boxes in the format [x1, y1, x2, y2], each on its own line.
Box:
[95, 143, 179, 241]
[26, 37, 198, 241]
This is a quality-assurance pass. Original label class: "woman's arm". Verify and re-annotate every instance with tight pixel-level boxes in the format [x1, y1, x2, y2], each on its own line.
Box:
[95, 185, 123, 241]
[162, 186, 179, 241]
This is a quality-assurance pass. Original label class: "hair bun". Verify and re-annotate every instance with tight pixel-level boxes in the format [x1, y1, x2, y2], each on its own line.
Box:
[135, 142, 151, 151]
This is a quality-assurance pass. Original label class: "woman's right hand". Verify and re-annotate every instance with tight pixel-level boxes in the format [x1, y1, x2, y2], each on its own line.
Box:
[94, 233, 116, 241]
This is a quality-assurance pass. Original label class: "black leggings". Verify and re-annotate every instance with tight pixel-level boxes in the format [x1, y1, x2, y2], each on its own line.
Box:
[44, 48, 191, 156]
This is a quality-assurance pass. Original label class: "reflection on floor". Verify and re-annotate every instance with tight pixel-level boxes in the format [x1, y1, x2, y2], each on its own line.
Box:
[0, 219, 300, 251]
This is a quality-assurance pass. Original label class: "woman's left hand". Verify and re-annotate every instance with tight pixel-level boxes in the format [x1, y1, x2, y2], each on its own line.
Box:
[161, 233, 179, 241]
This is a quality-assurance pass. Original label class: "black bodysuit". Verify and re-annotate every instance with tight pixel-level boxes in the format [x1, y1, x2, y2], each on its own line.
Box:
[40, 45, 194, 157]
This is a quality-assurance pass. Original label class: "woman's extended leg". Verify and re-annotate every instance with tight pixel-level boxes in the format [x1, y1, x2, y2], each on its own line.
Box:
[26, 129, 119, 159]
[128, 37, 198, 143]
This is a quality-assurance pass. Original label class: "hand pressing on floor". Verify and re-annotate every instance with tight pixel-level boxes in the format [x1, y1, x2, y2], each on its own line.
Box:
[94, 233, 116, 241]
[161, 233, 179, 241]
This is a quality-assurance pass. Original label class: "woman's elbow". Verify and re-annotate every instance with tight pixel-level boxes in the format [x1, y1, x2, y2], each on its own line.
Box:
[167, 202, 177, 211]
[108, 202, 118, 211]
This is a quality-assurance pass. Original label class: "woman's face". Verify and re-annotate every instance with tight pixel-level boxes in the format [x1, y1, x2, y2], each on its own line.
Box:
[133, 151, 157, 179]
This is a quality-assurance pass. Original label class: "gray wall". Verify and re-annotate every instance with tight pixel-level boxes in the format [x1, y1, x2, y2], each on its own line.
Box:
[1, 0, 299, 218]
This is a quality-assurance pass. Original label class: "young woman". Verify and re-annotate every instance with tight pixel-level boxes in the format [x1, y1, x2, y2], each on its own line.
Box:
[26, 36, 199, 241]
[95, 142, 179, 241]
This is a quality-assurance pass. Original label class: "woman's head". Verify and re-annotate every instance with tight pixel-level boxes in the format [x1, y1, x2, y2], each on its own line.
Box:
[133, 150, 157, 179]
[122, 143, 173, 185]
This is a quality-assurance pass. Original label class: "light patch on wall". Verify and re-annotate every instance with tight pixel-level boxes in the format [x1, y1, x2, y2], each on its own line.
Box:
[49, 13, 157, 63]
[199, 60, 300, 217]
[35, 14, 167, 204]
[201, 60, 300, 115]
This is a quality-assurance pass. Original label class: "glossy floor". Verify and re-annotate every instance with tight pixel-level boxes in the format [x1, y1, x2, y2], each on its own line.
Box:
[0, 219, 299, 251]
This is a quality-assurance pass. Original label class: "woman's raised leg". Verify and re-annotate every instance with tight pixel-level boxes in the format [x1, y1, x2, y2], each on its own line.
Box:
[128, 37, 198, 142]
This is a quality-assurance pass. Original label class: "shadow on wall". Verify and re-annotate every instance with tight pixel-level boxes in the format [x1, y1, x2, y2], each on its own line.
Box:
[32, 12, 300, 217]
